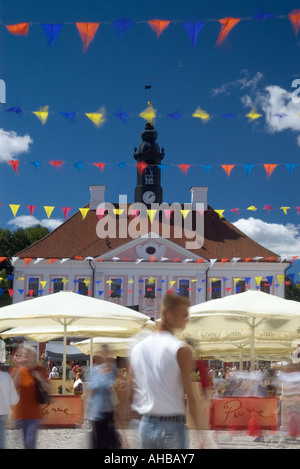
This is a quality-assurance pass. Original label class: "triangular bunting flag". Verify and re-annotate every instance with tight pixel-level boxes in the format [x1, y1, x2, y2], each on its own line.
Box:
[277, 275, 284, 285]
[49, 160, 64, 169]
[113, 18, 135, 36]
[215, 210, 225, 219]
[40, 24, 63, 47]
[79, 208, 89, 220]
[280, 207, 291, 215]
[148, 19, 170, 38]
[247, 206, 257, 211]
[221, 164, 235, 177]
[192, 106, 210, 121]
[136, 161, 148, 174]
[289, 10, 300, 35]
[85, 110, 106, 127]
[93, 162, 106, 172]
[183, 21, 205, 48]
[62, 207, 71, 219]
[181, 210, 190, 219]
[33, 106, 49, 124]
[178, 164, 191, 174]
[8, 160, 20, 174]
[139, 103, 156, 123]
[246, 107, 262, 121]
[6, 23, 29, 35]
[263, 204, 273, 213]
[44, 206, 54, 218]
[216, 17, 240, 45]
[24, 258, 32, 267]
[264, 164, 278, 179]
[9, 204, 20, 216]
[255, 276, 262, 286]
[76, 22, 100, 52]
[243, 164, 256, 177]
[27, 205, 37, 215]
[147, 210, 157, 223]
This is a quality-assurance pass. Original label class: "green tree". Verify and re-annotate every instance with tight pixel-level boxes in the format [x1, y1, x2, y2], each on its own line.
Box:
[285, 275, 300, 302]
[0, 225, 49, 307]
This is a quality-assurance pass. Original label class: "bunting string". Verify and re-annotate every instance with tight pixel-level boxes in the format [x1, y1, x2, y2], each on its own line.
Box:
[1, 10, 300, 50]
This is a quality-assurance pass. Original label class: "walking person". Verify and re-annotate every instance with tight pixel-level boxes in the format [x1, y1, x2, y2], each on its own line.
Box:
[128, 293, 199, 449]
[12, 344, 51, 449]
[86, 345, 121, 449]
[0, 364, 19, 449]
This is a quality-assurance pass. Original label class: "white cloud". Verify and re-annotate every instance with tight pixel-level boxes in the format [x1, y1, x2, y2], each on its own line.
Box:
[8, 215, 63, 230]
[233, 217, 300, 259]
[210, 70, 264, 96]
[0, 128, 33, 162]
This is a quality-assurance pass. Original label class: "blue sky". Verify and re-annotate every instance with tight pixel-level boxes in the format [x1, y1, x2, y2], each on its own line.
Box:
[1, 0, 300, 278]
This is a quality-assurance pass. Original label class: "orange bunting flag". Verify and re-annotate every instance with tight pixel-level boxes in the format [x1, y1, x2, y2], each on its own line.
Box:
[47, 259, 57, 264]
[221, 164, 235, 177]
[93, 162, 106, 172]
[178, 164, 191, 174]
[289, 10, 300, 35]
[264, 164, 278, 179]
[24, 258, 32, 267]
[7, 160, 19, 174]
[136, 161, 148, 174]
[0, 257, 7, 263]
[148, 20, 170, 38]
[6, 23, 29, 35]
[76, 23, 100, 52]
[216, 17, 240, 45]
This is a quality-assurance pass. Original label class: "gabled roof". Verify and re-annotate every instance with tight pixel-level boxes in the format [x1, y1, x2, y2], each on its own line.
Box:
[15, 204, 281, 263]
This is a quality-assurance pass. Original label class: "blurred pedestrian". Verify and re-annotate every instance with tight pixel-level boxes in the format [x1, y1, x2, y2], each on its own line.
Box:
[0, 364, 19, 449]
[73, 367, 84, 394]
[128, 294, 198, 449]
[86, 345, 121, 449]
[48, 366, 59, 379]
[12, 344, 51, 449]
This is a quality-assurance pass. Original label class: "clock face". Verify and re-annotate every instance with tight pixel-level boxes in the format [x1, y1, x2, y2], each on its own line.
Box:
[142, 191, 156, 204]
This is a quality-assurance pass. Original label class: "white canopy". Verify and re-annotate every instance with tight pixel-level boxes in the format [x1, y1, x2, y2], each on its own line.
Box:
[187, 290, 300, 370]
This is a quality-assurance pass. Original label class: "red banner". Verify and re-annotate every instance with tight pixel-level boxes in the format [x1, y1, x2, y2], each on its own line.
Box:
[212, 397, 278, 430]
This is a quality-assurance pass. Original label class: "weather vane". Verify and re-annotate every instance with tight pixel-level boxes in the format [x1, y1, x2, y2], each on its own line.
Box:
[144, 79, 152, 104]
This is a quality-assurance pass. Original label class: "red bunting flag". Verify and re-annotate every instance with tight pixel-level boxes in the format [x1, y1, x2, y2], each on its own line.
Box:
[296, 207, 300, 214]
[96, 208, 106, 220]
[264, 163, 278, 179]
[8, 289, 14, 298]
[7, 160, 19, 174]
[216, 17, 240, 45]
[6, 23, 29, 35]
[263, 204, 273, 213]
[136, 161, 148, 174]
[178, 164, 191, 174]
[93, 162, 106, 172]
[230, 208, 240, 215]
[0, 257, 7, 263]
[62, 207, 71, 219]
[148, 20, 170, 38]
[196, 259, 205, 264]
[163, 209, 173, 219]
[24, 258, 32, 267]
[27, 205, 37, 215]
[129, 209, 140, 219]
[221, 164, 235, 177]
[289, 10, 300, 35]
[76, 23, 100, 52]
[49, 160, 64, 169]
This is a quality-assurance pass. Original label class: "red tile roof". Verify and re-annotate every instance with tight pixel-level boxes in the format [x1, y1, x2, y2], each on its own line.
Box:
[15, 205, 280, 262]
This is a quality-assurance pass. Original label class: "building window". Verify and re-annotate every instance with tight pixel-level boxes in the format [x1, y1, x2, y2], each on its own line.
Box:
[53, 278, 64, 293]
[260, 280, 270, 294]
[27, 277, 39, 297]
[179, 279, 190, 297]
[78, 278, 89, 296]
[144, 166, 155, 185]
[110, 278, 122, 298]
[236, 280, 246, 294]
[211, 279, 222, 299]
[145, 279, 156, 299]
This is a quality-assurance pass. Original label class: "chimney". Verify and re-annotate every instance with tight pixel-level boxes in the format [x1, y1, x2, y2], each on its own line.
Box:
[190, 186, 208, 211]
[89, 185, 106, 210]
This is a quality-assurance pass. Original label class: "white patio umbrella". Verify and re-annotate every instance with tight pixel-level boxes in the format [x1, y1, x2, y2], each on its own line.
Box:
[0, 291, 155, 392]
[186, 290, 300, 371]
[70, 337, 132, 358]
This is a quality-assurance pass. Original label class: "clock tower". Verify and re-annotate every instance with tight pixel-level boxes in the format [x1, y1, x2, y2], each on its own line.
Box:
[134, 112, 164, 206]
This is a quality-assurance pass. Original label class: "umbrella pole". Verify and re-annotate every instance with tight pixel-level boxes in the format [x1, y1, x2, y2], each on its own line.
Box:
[239, 347, 243, 371]
[250, 319, 255, 372]
[90, 337, 93, 374]
[63, 320, 67, 394]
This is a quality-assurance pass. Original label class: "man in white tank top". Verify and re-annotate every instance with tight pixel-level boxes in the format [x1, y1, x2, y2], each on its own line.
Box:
[129, 294, 198, 449]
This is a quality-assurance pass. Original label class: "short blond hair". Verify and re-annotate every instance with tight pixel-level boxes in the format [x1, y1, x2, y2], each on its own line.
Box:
[160, 293, 190, 317]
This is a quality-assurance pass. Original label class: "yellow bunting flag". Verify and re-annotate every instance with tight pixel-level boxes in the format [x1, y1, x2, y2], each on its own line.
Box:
[40, 280, 47, 289]
[9, 204, 20, 216]
[83, 279, 90, 287]
[33, 106, 49, 125]
[113, 209, 124, 215]
[192, 106, 210, 121]
[277, 275, 284, 285]
[280, 207, 291, 215]
[148, 277, 155, 284]
[106, 280, 112, 284]
[247, 206, 257, 211]
[85, 108, 106, 127]
[246, 107, 262, 121]
[139, 102, 156, 123]
[79, 208, 89, 220]
[128, 279, 134, 284]
[62, 278, 69, 284]
[147, 209, 157, 223]
[255, 276, 262, 286]
[170, 280, 176, 287]
[215, 210, 225, 219]
[181, 209, 190, 219]
[233, 278, 240, 283]
[44, 206, 54, 218]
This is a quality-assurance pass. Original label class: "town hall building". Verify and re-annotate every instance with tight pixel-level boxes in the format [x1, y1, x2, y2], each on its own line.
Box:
[11, 120, 289, 320]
